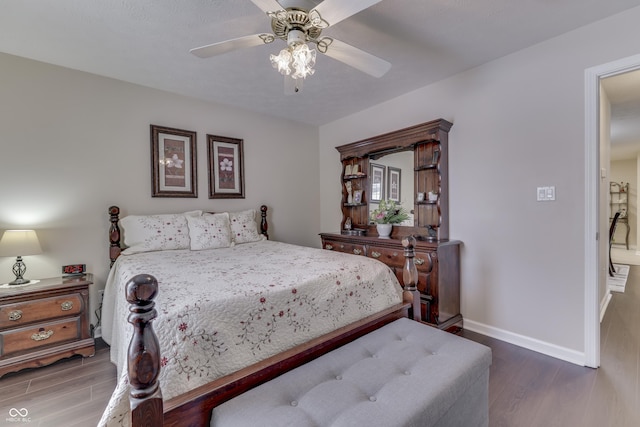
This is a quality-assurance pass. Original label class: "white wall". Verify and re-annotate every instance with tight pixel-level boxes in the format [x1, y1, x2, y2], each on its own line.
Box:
[320, 7, 640, 361]
[0, 53, 320, 325]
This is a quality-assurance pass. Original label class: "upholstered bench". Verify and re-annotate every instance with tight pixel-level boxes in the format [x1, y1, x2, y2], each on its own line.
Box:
[211, 318, 492, 427]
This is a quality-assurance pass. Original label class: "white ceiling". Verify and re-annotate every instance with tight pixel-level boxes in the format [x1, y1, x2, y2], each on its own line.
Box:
[2, 0, 640, 126]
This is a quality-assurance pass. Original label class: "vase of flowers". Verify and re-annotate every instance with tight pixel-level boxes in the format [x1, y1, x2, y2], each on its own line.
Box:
[370, 199, 409, 239]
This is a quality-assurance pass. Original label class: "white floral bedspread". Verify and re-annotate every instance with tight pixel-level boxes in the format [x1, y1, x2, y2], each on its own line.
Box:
[98, 240, 403, 426]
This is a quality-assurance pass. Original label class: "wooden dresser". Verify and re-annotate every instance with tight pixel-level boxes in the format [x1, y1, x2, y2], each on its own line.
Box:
[320, 233, 462, 332]
[0, 275, 95, 377]
[325, 119, 463, 332]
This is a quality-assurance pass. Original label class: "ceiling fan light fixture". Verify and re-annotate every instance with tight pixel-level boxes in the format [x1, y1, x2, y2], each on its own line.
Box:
[270, 29, 316, 80]
[270, 48, 292, 75]
[291, 43, 316, 79]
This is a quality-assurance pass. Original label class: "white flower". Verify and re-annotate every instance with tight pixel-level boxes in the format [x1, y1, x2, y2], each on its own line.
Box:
[165, 154, 183, 168]
[219, 158, 233, 172]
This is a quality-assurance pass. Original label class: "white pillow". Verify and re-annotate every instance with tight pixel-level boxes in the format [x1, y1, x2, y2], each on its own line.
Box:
[229, 209, 266, 244]
[120, 211, 202, 254]
[186, 213, 233, 250]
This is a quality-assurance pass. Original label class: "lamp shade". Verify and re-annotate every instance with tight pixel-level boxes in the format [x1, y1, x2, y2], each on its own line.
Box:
[0, 230, 43, 257]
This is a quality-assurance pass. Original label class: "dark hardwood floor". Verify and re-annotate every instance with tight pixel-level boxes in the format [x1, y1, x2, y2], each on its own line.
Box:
[1, 267, 639, 426]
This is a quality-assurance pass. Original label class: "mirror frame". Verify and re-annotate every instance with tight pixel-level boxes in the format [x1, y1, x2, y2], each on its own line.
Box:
[336, 119, 453, 240]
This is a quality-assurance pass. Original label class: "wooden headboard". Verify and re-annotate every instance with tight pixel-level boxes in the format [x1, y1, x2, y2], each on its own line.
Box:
[108, 205, 269, 267]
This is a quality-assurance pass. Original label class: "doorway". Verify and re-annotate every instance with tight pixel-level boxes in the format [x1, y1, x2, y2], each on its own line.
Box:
[585, 53, 640, 368]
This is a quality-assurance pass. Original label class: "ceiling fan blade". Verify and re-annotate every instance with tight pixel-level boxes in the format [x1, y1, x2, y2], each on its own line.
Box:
[190, 34, 271, 58]
[321, 38, 391, 78]
[250, 0, 284, 14]
[312, 0, 382, 26]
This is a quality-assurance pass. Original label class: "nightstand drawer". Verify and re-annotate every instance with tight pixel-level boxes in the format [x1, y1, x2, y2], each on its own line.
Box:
[0, 293, 82, 329]
[1, 317, 81, 358]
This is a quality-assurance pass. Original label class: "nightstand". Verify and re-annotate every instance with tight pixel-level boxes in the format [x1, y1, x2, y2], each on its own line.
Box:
[0, 275, 95, 377]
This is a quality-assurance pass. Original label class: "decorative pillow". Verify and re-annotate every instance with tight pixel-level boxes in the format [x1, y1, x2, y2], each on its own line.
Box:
[186, 213, 233, 250]
[120, 211, 202, 255]
[229, 209, 266, 244]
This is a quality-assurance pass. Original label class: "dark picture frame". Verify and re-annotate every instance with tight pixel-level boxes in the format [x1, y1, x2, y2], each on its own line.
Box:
[208, 134, 245, 199]
[370, 163, 385, 202]
[150, 125, 197, 198]
[387, 166, 401, 202]
[432, 149, 440, 165]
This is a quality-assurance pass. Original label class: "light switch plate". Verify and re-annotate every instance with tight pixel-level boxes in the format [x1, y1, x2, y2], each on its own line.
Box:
[537, 186, 556, 201]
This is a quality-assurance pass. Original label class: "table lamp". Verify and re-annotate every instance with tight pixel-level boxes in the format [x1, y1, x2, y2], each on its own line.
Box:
[0, 230, 43, 285]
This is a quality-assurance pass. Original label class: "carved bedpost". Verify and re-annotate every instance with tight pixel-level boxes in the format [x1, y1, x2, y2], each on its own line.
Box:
[127, 274, 163, 426]
[402, 236, 422, 321]
[109, 206, 122, 267]
[260, 205, 269, 239]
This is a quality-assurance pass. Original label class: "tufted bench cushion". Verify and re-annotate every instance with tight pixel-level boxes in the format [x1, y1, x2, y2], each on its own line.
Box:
[211, 318, 492, 427]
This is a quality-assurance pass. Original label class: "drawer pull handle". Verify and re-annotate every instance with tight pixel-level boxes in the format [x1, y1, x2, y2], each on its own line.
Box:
[353, 249, 362, 255]
[415, 258, 425, 265]
[8, 310, 23, 321]
[61, 301, 73, 311]
[325, 244, 333, 250]
[371, 251, 381, 258]
[31, 329, 54, 341]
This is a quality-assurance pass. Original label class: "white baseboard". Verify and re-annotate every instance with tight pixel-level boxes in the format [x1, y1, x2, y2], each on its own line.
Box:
[600, 291, 612, 323]
[464, 319, 586, 366]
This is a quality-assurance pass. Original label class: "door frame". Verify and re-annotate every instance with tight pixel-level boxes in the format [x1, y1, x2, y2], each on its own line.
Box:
[585, 53, 640, 368]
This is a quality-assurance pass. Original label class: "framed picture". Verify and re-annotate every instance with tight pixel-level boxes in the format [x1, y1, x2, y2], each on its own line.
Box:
[387, 166, 401, 202]
[208, 134, 245, 199]
[150, 125, 197, 198]
[354, 190, 363, 204]
[370, 163, 385, 202]
[432, 149, 440, 165]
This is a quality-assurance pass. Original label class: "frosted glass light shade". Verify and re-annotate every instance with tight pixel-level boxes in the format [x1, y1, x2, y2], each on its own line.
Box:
[0, 230, 42, 257]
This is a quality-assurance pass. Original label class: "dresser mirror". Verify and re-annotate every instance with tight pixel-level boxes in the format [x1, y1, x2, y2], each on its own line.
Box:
[336, 119, 452, 240]
[368, 149, 414, 226]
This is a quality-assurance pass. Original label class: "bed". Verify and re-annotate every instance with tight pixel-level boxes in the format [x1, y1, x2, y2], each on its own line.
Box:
[98, 206, 418, 426]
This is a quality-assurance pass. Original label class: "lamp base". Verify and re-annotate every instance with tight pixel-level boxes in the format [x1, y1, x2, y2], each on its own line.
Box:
[8, 278, 31, 286]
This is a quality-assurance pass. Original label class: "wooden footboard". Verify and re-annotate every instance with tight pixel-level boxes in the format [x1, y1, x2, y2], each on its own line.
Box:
[126, 237, 423, 426]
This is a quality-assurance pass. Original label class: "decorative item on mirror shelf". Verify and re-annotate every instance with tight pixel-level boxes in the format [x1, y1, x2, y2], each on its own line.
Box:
[432, 149, 440, 165]
[345, 181, 353, 204]
[428, 191, 438, 202]
[417, 192, 425, 202]
[354, 190, 363, 204]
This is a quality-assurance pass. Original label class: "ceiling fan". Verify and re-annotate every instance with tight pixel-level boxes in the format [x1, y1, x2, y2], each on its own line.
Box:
[190, 0, 391, 93]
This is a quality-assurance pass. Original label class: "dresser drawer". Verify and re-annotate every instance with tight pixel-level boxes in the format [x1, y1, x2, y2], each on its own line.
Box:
[0, 293, 82, 329]
[367, 246, 404, 268]
[414, 251, 434, 273]
[0, 317, 81, 358]
[323, 240, 366, 256]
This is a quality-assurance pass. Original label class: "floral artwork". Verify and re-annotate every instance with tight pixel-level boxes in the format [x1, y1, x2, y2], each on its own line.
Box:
[208, 135, 244, 198]
[370, 163, 385, 202]
[151, 125, 197, 197]
[217, 146, 235, 190]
